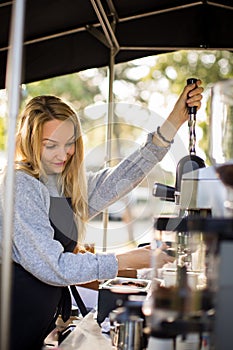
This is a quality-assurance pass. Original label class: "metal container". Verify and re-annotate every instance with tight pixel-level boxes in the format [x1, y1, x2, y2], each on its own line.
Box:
[100, 277, 151, 293]
[97, 278, 150, 325]
[110, 306, 144, 350]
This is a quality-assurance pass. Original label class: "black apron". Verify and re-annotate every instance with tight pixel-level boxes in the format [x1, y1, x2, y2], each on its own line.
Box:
[9, 197, 77, 350]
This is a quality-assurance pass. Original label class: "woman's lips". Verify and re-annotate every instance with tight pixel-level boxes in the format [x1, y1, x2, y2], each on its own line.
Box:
[53, 162, 65, 167]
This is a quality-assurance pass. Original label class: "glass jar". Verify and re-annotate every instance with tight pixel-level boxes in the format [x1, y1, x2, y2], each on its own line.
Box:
[209, 79, 233, 165]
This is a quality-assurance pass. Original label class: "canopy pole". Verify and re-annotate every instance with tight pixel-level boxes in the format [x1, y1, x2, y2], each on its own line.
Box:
[1, 1, 25, 349]
[102, 47, 115, 252]
[88, 0, 119, 252]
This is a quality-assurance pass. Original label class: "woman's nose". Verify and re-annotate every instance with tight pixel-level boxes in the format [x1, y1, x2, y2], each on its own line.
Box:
[56, 147, 68, 160]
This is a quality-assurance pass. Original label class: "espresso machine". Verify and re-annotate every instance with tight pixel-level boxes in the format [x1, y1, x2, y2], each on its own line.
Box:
[150, 79, 233, 350]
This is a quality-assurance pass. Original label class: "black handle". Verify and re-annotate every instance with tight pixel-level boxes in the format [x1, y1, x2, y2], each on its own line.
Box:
[152, 182, 175, 202]
[187, 78, 197, 115]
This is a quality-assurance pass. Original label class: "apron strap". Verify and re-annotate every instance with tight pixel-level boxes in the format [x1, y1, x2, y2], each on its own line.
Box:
[70, 285, 89, 317]
[57, 287, 72, 322]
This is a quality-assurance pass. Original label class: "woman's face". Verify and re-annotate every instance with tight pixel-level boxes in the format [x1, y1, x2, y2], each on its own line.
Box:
[41, 119, 75, 174]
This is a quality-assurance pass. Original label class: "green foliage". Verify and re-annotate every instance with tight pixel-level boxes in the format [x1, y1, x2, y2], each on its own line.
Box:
[24, 72, 102, 110]
[1, 50, 233, 160]
[114, 50, 233, 99]
[153, 50, 233, 89]
[113, 50, 233, 162]
[24, 50, 233, 111]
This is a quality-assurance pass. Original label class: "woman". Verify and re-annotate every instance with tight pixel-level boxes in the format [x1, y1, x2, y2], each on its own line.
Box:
[0, 80, 203, 349]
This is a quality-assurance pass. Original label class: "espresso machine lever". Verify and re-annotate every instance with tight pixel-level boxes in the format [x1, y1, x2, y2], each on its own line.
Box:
[153, 78, 205, 205]
[175, 78, 205, 202]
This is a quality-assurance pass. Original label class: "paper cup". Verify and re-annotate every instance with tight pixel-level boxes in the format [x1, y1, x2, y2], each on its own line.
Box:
[163, 270, 177, 287]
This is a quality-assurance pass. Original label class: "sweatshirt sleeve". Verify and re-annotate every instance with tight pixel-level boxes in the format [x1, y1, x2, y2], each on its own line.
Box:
[87, 133, 170, 218]
[8, 171, 118, 286]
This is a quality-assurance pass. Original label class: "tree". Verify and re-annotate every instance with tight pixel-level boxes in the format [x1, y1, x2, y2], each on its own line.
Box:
[112, 50, 233, 164]
[1, 50, 233, 162]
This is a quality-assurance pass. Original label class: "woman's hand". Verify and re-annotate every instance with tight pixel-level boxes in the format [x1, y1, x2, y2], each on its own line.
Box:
[116, 245, 173, 271]
[155, 247, 175, 268]
[153, 79, 204, 146]
[116, 245, 151, 271]
[168, 79, 203, 128]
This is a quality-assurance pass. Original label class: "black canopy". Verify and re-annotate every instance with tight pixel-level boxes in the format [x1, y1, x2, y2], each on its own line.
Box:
[1, 0, 233, 89]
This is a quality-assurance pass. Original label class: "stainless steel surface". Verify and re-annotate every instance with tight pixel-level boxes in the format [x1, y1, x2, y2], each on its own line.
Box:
[110, 311, 144, 350]
[179, 165, 230, 216]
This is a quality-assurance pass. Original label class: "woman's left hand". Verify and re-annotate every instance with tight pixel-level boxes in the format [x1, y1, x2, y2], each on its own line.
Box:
[116, 244, 174, 271]
[153, 79, 204, 147]
[168, 79, 204, 129]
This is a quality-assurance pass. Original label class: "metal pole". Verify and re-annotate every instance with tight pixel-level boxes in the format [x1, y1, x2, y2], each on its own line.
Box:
[102, 47, 115, 252]
[1, 1, 25, 349]
[88, 0, 118, 252]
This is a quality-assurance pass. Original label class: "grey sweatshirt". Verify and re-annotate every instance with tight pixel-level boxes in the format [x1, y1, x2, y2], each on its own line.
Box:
[0, 133, 169, 287]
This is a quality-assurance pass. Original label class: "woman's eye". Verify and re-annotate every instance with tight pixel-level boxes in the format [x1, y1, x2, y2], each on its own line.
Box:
[45, 144, 56, 149]
[66, 142, 75, 148]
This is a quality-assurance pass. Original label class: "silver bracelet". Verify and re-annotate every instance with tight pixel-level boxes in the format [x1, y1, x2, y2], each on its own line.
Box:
[157, 126, 174, 144]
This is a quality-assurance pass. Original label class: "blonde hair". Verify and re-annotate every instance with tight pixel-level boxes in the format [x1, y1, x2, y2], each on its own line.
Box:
[15, 95, 88, 241]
